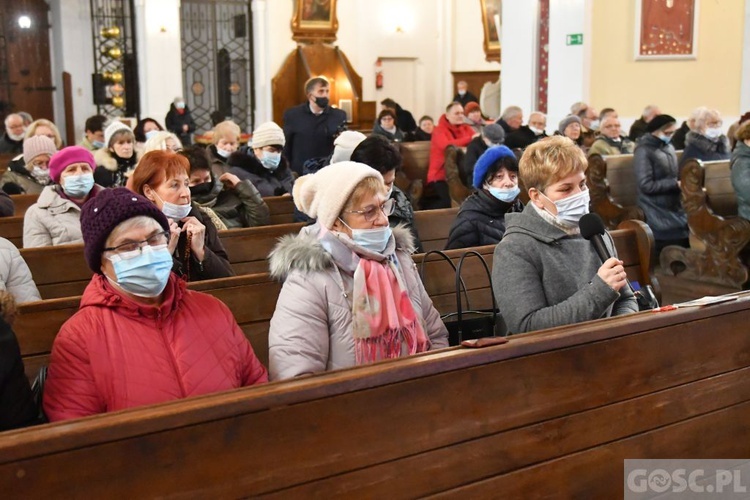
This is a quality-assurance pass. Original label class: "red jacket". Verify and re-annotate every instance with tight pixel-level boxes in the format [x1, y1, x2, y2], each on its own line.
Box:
[427, 114, 475, 183]
[43, 274, 268, 421]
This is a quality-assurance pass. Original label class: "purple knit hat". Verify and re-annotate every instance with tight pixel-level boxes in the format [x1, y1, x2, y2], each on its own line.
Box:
[80, 187, 170, 273]
[49, 146, 96, 183]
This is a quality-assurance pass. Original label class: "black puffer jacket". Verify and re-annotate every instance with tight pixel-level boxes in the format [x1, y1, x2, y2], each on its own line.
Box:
[227, 151, 294, 197]
[679, 131, 731, 168]
[390, 186, 423, 253]
[445, 190, 523, 250]
[0, 311, 37, 431]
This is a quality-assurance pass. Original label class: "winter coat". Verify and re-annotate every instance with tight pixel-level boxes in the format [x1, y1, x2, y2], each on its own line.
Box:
[628, 117, 649, 142]
[0, 134, 23, 155]
[445, 190, 523, 250]
[0, 311, 37, 431]
[731, 141, 750, 221]
[0, 191, 13, 217]
[227, 151, 295, 197]
[505, 126, 547, 150]
[671, 121, 690, 150]
[165, 104, 196, 146]
[496, 118, 515, 136]
[172, 205, 235, 281]
[392, 104, 417, 134]
[453, 92, 479, 108]
[493, 204, 638, 334]
[23, 185, 103, 248]
[428, 114, 475, 183]
[588, 136, 635, 156]
[282, 102, 347, 174]
[463, 136, 489, 186]
[372, 123, 405, 143]
[413, 129, 432, 142]
[43, 273, 268, 421]
[633, 134, 688, 241]
[680, 131, 731, 168]
[0, 237, 41, 303]
[390, 186, 423, 253]
[93, 147, 138, 188]
[208, 144, 231, 178]
[0, 160, 48, 195]
[267, 224, 449, 380]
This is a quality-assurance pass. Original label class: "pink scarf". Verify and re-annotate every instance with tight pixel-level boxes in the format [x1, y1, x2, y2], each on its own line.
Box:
[351, 257, 429, 365]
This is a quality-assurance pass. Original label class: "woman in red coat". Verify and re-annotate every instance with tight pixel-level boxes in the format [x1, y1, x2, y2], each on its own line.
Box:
[43, 188, 267, 422]
[423, 102, 476, 209]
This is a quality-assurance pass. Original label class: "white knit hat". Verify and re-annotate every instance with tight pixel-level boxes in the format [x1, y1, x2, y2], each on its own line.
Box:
[23, 135, 57, 165]
[251, 121, 285, 148]
[293, 161, 383, 229]
[330, 131, 366, 164]
[104, 120, 133, 148]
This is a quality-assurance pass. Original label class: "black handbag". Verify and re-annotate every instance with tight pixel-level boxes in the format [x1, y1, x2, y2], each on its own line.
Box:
[420, 250, 499, 346]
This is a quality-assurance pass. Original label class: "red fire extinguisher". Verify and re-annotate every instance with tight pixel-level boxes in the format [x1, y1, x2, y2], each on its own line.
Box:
[375, 58, 383, 90]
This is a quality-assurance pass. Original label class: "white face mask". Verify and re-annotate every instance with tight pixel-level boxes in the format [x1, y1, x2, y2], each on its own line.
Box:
[541, 189, 590, 225]
[216, 147, 231, 159]
[529, 126, 544, 136]
[704, 127, 723, 140]
[151, 190, 192, 220]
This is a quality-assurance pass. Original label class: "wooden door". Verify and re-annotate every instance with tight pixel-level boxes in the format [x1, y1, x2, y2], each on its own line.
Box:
[0, 0, 55, 127]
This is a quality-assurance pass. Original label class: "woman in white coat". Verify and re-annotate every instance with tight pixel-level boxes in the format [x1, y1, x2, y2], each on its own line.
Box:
[268, 162, 448, 381]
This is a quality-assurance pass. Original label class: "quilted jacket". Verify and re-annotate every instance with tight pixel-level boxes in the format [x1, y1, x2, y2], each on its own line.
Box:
[43, 273, 268, 421]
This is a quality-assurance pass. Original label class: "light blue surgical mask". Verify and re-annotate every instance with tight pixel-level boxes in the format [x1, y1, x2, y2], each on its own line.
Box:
[659, 134, 672, 145]
[488, 185, 520, 203]
[62, 173, 95, 198]
[152, 190, 192, 220]
[144, 130, 159, 141]
[108, 245, 173, 297]
[260, 151, 281, 171]
[92, 140, 105, 149]
[542, 189, 590, 225]
[216, 147, 231, 159]
[339, 218, 392, 254]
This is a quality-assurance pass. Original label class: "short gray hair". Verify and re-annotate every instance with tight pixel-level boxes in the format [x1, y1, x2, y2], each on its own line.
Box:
[501, 106, 523, 121]
[693, 108, 722, 133]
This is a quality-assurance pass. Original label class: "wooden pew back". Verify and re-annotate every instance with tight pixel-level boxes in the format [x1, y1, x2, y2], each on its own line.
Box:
[219, 222, 305, 275]
[3, 295, 750, 497]
[399, 141, 430, 184]
[702, 160, 735, 217]
[0, 216, 23, 248]
[10, 194, 37, 217]
[264, 195, 295, 224]
[413, 207, 458, 252]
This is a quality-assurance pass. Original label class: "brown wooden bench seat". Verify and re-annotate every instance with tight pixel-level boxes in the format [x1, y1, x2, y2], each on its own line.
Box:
[9, 194, 38, 217]
[264, 195, 295, 224]
[2, 292, 749, 497]
[413, 207, 459, 252]
[15, 220, 658, 381]
[587, 153, 645, 229]
[218, 222, 305, 275]
[0, 216, 23, 248]
[660, 158, 749, 289]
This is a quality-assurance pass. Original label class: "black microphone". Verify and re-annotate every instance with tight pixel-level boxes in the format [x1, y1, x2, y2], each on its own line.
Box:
[579, 213, 611, 263]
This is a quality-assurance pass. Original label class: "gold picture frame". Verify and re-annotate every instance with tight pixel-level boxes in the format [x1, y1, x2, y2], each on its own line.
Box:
[480, 0, 501, 63]
[291, 0, 339, 44]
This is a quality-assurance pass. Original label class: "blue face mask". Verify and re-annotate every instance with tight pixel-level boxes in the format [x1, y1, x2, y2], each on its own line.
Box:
[62, 173, 95, 198]
[144, 130, 159, 141]
[108, 245, 173, 297]
[260, 152, 281, 171]
[659, 134, 672, 145]
[339, 218, 392, 254]
[488, 185, 520, 203]
[92, 140, 105, 149]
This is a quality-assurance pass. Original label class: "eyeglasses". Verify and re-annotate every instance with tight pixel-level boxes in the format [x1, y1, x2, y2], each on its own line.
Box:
[344, 198, 395, 222]
[103, 230, 170, 260]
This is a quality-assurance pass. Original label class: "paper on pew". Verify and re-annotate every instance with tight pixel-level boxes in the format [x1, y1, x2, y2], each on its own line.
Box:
[674, 295, 739, 308]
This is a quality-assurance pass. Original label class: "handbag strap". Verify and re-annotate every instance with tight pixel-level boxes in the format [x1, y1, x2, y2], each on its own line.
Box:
[455, 250, 499, 327]
[419, 250, 472, 311]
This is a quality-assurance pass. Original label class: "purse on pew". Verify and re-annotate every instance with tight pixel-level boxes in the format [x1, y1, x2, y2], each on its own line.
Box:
[30, 365, 49, 425]
[419, 250, 500, 346]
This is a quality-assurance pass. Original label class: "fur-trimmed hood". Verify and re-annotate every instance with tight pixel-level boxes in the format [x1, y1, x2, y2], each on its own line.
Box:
[93, 147, 138, 172]
[227, 150, 291, 180]
[685, 131, 730, 155]
[269, 223, 416, 280]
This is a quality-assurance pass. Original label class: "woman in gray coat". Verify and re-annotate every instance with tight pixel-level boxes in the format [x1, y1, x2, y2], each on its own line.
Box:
[268, 162, 448, 381]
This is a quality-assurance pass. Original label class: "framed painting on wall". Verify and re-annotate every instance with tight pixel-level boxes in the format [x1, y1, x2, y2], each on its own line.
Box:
[480, 0, 501, 63]
[635, 0, 699, 60]
[291, 0, 339, 44]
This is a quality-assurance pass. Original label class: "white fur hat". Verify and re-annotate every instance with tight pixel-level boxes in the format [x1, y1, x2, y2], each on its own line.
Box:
[293, 161, 383, 229]
[104, 120, 133, 148]
[330, 131, 366, 164]
[251, 121, 285, 148]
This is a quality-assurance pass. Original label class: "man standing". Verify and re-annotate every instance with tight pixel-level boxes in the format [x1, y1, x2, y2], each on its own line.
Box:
[452, 81, 479, 108]
[505, 111, 548, 150]
[0, 114, 26, 154]
[283, 77, 347, 175]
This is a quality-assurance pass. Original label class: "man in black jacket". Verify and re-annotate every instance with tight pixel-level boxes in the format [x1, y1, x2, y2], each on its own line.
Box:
[165, 97, 196, 146]
[505, 111, 548, 150]
[283, 77, 347, 175]
[452, 81, 479, 108]
[0, 114, 25, 155]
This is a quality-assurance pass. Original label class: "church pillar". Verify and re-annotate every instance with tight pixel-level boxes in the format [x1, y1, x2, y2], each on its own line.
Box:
[499, 1, 539, 124]
[741, 0, 750, 113]
[252, 0, 272, 125]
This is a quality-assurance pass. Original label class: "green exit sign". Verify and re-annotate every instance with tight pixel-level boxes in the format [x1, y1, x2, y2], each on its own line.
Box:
[566, 33, 583, 45]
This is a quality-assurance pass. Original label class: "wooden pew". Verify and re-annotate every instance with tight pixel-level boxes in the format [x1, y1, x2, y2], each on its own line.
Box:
[263, 195, 295, 225]
[399, 141, 430, 184]
[587, 153, 645, 229]
[3, 292, 750, 497]
[0, 216, 23, 248]
[9, 194, 38, 217]
[412, 207, 458, 252]
[219, 222, 305, 275]
[15, 220, 658, 381]
[660, 158, 749, 289]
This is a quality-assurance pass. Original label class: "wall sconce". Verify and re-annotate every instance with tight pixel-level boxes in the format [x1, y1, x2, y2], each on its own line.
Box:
[100, 26, 121, 39]
[17, 15, 31, 29]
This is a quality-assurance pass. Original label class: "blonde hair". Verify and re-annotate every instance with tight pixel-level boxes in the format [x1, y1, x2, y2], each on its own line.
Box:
[520, 136, 588, 192]
[212, 120, 241, 144]
[694, 108, 722, 134]
[143, 131, 182, 153]
[344, 176, 386, 214]
[25, 119, 63, 149]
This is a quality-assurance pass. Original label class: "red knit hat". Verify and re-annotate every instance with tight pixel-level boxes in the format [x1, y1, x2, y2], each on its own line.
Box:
[48, 146, 96, 183]
[465, 102, 481, 115]
[80, 188, 170, 273]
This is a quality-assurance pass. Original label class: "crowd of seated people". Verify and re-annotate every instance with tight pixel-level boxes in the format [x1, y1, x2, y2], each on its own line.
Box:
[1, 86, 750, 435]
